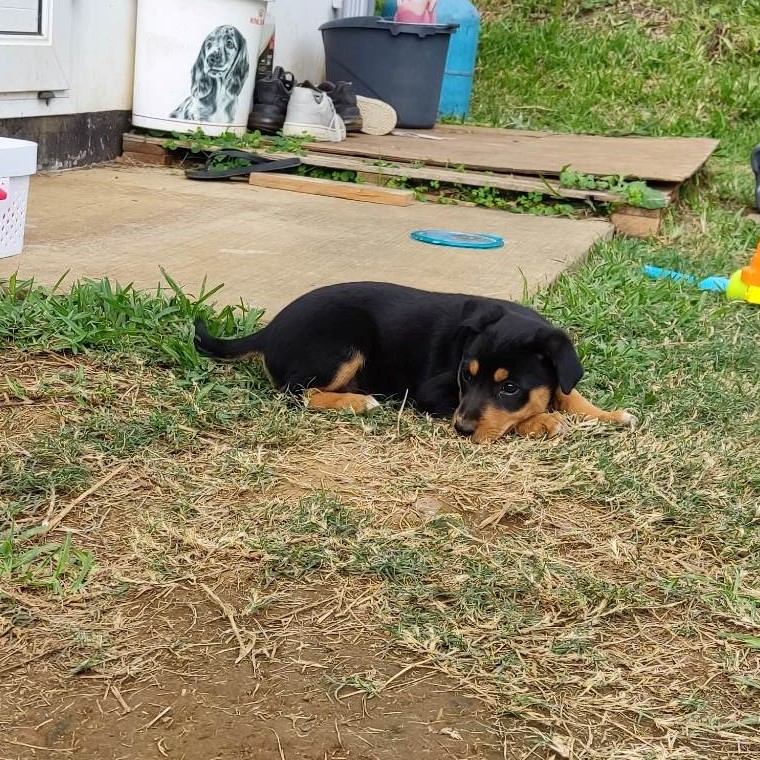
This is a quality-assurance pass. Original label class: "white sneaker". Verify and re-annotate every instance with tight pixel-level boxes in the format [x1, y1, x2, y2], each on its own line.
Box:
[283, 85, 346, 142]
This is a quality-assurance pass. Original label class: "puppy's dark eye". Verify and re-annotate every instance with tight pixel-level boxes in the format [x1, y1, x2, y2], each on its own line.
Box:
[226, 38, 236, 48]
[499, 382, 520, 397]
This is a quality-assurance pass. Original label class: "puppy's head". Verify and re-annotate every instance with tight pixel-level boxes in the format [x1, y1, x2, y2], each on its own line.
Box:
[453, 302, 583, 442]
[202, 26, 238, 73]
[191, 25, 249, 101]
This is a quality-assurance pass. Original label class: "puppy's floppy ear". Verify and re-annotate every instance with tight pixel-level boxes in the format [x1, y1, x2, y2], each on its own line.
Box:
[190, 43, 213, 99]
[460, 299, 504, 334]
[536, 327, 584, 394]
[227, 28, 250, 95]
[452, 300, 503, 367]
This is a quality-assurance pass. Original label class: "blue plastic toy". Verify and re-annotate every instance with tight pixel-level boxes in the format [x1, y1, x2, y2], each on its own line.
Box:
[411, 229, 504, 249]
[642, 265, 728, 293]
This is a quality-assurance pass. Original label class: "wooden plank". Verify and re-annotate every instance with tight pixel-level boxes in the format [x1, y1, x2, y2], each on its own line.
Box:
[119, 133, 679, 238]
[270, 150, 634, 204]
[124, 133, 172, 149]
[121, 133, 680, 206]
[123, 136, 170, 156]
[610, 205, 664, 237]
[119, 150, 170, 166]
[303, 126, 719, 184]
[281, 152, 682, 208]
[247, 172, 415, 206]
[119, 131, 675, 238]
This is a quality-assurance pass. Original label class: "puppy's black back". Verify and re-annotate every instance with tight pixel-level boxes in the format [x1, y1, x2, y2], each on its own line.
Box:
[195, 282, 555, 399]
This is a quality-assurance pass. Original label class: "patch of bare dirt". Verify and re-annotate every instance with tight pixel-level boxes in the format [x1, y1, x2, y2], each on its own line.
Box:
[2, 584, 503, 760]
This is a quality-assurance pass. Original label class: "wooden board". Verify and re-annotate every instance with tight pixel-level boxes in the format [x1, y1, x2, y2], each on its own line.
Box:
[268, 150, 625, 203]
[610, 205, 664, 237]
[267, 150, 680, 206]
[121, 139, 170, 156]
[119, 133, 674, 238]
[123, 135, 679, 206]
[304, 125, 719, 183]
[247, 172, 415, 206]
[120, 150, 170, 166]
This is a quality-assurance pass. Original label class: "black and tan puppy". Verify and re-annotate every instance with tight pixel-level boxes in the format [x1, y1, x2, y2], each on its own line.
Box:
[194, 282, 636, 442]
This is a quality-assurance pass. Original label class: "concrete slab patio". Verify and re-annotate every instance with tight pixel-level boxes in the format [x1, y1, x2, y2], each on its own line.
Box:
[1, 165, 613, 315]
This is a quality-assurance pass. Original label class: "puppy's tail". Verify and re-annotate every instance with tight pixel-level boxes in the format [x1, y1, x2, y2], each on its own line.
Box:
[193, 318, 267, 359]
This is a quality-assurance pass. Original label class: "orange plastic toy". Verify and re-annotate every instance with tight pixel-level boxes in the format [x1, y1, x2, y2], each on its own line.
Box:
[726, 240, 760, 304]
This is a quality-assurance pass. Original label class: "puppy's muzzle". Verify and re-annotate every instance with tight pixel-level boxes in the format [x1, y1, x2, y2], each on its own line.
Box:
[454, 420, 478, 436]
[453, 415, 478, 437]
[207, 52, 225, 68]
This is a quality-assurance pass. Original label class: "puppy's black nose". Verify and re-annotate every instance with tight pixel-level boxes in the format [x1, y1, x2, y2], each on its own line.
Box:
[454, 418, 477, 437]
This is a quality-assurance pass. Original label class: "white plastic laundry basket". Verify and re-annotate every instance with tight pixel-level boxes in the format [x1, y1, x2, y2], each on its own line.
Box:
[132, 0, 270, 137]
[0, 137, 38, 259]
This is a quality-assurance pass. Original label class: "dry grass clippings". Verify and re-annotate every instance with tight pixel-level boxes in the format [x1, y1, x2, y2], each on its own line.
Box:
[2, 347, 759, 758]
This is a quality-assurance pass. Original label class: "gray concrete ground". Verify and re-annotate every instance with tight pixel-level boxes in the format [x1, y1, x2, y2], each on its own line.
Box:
[1, 165, 613, 315]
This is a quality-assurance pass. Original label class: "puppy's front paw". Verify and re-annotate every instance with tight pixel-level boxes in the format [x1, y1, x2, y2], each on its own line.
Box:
[360, 395, 381, 412]
[611, 409, 638, 429]
[515, 412, 568, 439]
[305, 389, 381, 414]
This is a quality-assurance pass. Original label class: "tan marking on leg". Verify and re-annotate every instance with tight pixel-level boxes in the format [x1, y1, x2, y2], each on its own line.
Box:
[470, 386, 552, 443]
[304, 389, 380, 413]
[303, 352, 377, 413]
[515, 411, 568, 438]
[326, 352, 365, 391]
[468, 359, 479, 377]
[555, 389, 637, 428]
[493, 368, 509, 383]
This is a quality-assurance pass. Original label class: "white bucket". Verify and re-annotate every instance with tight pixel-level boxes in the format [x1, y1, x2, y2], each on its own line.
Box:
[0, 137, 37, 259]
[132, 0, 269, 137]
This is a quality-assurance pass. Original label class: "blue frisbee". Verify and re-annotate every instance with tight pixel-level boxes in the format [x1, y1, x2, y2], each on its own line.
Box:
[410, 229, 504, 249]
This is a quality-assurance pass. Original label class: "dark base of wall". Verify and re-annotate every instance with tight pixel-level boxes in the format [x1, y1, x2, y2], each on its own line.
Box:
[0, 111, 131, 170]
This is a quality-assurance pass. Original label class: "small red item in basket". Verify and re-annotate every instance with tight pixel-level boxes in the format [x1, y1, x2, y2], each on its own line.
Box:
[0, 188, 6, 201]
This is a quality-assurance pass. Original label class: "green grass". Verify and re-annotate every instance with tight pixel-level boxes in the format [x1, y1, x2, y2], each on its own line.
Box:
[0, 270, 263, 369]
[1, 529, 94, 596]
[1, 270, 758, 753]
[474, 0, 760, 166]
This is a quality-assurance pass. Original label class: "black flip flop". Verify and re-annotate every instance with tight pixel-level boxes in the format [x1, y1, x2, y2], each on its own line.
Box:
[185, 149, 301, 180]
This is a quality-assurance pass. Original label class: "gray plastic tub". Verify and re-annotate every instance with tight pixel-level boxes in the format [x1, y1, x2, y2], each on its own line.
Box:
[320, 16, 457, 129]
